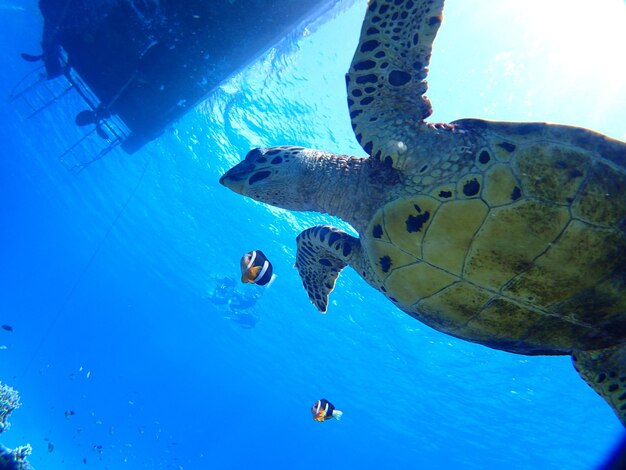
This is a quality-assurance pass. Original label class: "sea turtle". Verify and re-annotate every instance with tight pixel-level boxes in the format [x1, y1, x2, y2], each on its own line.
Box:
[220, 0, 626, 424]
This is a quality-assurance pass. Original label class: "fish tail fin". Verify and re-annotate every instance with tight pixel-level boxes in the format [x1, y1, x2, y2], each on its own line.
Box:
[332, 410, 343, 421]
[573, 345, 626, 425]
[265, 273, 277, 288]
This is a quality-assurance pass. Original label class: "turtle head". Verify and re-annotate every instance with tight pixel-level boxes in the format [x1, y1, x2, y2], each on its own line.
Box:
[220, 146, 315, 210]
[221, 145, 382, 230]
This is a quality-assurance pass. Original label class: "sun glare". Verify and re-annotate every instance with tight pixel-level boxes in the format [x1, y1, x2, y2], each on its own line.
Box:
[518, 0, 626, 85]
[474, 0, 626, 134]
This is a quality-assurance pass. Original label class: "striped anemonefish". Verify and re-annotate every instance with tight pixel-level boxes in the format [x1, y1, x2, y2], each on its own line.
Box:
[311, 398, 343, 422]
[240, 250, 273, 286]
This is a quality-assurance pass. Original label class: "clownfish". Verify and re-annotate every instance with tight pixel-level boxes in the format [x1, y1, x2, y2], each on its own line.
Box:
[240, 250, 273, 286]
[311, 399, 343, 422]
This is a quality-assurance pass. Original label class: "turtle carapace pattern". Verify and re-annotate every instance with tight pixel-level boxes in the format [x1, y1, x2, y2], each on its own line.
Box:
[220, 0, 626, 425]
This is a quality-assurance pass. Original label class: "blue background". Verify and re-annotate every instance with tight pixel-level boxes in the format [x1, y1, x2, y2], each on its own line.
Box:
[1, 0, 625, 468]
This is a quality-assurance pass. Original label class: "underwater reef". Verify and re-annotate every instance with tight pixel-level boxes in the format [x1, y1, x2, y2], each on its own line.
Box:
[0, 382, 33, 470]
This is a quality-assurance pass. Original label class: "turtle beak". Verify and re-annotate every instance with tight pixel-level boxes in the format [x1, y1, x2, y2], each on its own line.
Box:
[219, 161, 255, 194]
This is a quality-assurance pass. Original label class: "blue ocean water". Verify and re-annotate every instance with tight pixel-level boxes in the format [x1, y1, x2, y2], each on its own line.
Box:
[1, 0, 626, 469]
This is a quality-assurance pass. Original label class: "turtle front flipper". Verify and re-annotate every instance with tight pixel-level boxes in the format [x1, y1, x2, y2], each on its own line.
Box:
[573, 346, 626, 425]
[295, 225, 361, 313]
[347, 0, 444, 169]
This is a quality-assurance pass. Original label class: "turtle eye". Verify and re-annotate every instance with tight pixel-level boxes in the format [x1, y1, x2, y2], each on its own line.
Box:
[244, 148, 264, 162]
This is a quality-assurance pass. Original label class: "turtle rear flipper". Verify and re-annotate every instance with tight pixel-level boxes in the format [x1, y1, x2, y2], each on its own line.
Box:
[573, 346, 626, 425]
[295, 226, 361, 313]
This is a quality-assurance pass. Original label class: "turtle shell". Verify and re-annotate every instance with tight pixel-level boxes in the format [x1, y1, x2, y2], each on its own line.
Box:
[362, 122, 626, 355]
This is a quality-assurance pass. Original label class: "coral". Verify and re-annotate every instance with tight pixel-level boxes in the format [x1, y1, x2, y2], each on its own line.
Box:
[0, 382, 33, 469]
[0, 444, 33, 470]
[0, 382, 21, 434]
